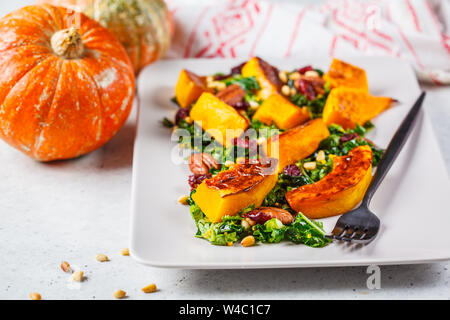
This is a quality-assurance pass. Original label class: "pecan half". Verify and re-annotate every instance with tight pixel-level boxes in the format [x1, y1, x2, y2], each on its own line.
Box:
[257, 57, 282, 88]
[216, 84, 247, 108]
[243, 207, 294, 225]
[189, 153, 220, 175]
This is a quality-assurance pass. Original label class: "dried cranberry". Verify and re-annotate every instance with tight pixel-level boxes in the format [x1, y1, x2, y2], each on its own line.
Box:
[244, 210, 272, 225]
[244, 207, 293, 225]
[213, 62, 246, 80]
[233, 137, 257, 151]
[283, 164, 302, 177]
[298, 65, 314, 74]
[297, 79, 316, 100]
[188, 173, 212, 190]
[231, 62, 246, 75]
[232, 100, 249, 111]
[213, 74, 231, 81]
[233, 100, 248, 110]
[340, 133, 359, 144]
[175, 108, 189, 125]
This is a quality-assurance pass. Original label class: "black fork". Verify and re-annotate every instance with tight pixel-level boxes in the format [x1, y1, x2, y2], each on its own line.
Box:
[326, 92, 426, 244]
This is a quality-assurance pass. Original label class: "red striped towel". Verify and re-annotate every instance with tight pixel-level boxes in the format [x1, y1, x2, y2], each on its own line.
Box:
[165, 0, 450, 85]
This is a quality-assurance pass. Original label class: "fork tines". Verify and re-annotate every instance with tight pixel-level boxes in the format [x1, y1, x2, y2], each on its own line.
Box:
[325, 224, 377, 244]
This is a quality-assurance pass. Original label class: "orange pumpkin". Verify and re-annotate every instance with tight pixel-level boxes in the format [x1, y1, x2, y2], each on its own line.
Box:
[285, 146, 373, 219]
[262, 119, 330, 172]
[324, 58, 369, 91]
[0, 5, 135, 161]
[36, 0, 172, 74]
[323, 87, 394, 129]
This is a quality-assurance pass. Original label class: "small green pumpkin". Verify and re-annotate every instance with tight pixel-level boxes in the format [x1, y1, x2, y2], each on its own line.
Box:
[37, 0, 172, 74]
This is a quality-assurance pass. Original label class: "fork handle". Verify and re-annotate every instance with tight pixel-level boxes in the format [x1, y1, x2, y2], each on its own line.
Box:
[361, 92, 426, 207]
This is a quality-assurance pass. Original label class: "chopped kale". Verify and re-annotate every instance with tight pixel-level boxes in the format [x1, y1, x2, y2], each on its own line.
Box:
[263, 172, 312, 209]
[189, 203, 254, 246]
[219, 75, 261, 92]
[252, 218, 286, 243]
[290, 82, 331, 119]
[319, 123, 384, 166]
[161, 117, 174, 128]
[285, 212, 331, 247]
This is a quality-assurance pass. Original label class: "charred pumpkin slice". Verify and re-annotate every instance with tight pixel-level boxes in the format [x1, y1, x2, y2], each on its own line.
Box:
[175, 69, 210, 108]
[285, 145, 373, 219]
[324, 58, 369, 91]
[241, 57, 281, 99]
[323, 87, 394, 129]
[262, 119, 330, 172]
[190, 92, 249, 147]
[253, 94, 310, 130]
[192, 162, 278, 223]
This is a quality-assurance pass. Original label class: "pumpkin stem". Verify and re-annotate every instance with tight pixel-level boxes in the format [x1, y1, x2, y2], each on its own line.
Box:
[51, 27, 85, 59]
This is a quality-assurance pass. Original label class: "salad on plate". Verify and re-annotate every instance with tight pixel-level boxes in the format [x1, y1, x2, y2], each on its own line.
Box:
[163, 57, 394, 248]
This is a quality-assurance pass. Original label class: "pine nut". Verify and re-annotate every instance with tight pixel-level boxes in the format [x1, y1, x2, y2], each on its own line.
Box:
[281, 85, 291, 96]
[224, 160, 234, 167]
[120, 248, 130, 256]
[256, 136, 266, 145]
[241, 219, 250, 230]
[290, 87, 297, 96]
[29, 292, 41, 300]
[95, 254, 109, 262]
[209, 81, 226, 91]
[113, 289, 127, 299]
[316, 150, 326, 162]
[72, 270, 84, 282]
[249, 100, 260, 109]
[278, 71, 288, 83]
[142, 284, 157, 293]
[289, 72, 301, 80]
[303, 162, 317, 170]
[304, 70, 320, 78]
[245, 217, 256, 227]
[60, 261, 71, 273]
[241, 235, 256, 247]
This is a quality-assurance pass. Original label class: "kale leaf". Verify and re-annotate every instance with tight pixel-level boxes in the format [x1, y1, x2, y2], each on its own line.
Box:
[252, 218, 287, 243]
[220, 75, 261, 92]
[285, 212, 331, 247]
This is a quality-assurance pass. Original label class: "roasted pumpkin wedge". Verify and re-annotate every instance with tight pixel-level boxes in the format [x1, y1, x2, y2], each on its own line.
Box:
[192, 162, 278, 223]
[190, 92, 249, 146]
[324, 58, 369, 91]
[286, 145, 373, 219]
[323, 87, 394, 129]
[241, 57, 281, 99]
[262, 119, 330, 172]
[175, 69, 210, 108]
[253, 94, 310, 130]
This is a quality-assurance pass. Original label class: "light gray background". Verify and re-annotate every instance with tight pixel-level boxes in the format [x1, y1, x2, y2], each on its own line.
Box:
[0, 0, 449, 300]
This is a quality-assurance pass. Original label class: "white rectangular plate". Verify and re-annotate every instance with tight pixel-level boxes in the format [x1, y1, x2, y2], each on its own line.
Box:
[130, 57, 450, 269]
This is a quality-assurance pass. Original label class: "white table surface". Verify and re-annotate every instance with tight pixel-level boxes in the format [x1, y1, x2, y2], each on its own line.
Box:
[0, 1, 449, 300]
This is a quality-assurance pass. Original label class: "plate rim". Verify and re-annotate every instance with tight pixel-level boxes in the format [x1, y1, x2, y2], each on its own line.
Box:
[129, 56, 450, 269]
